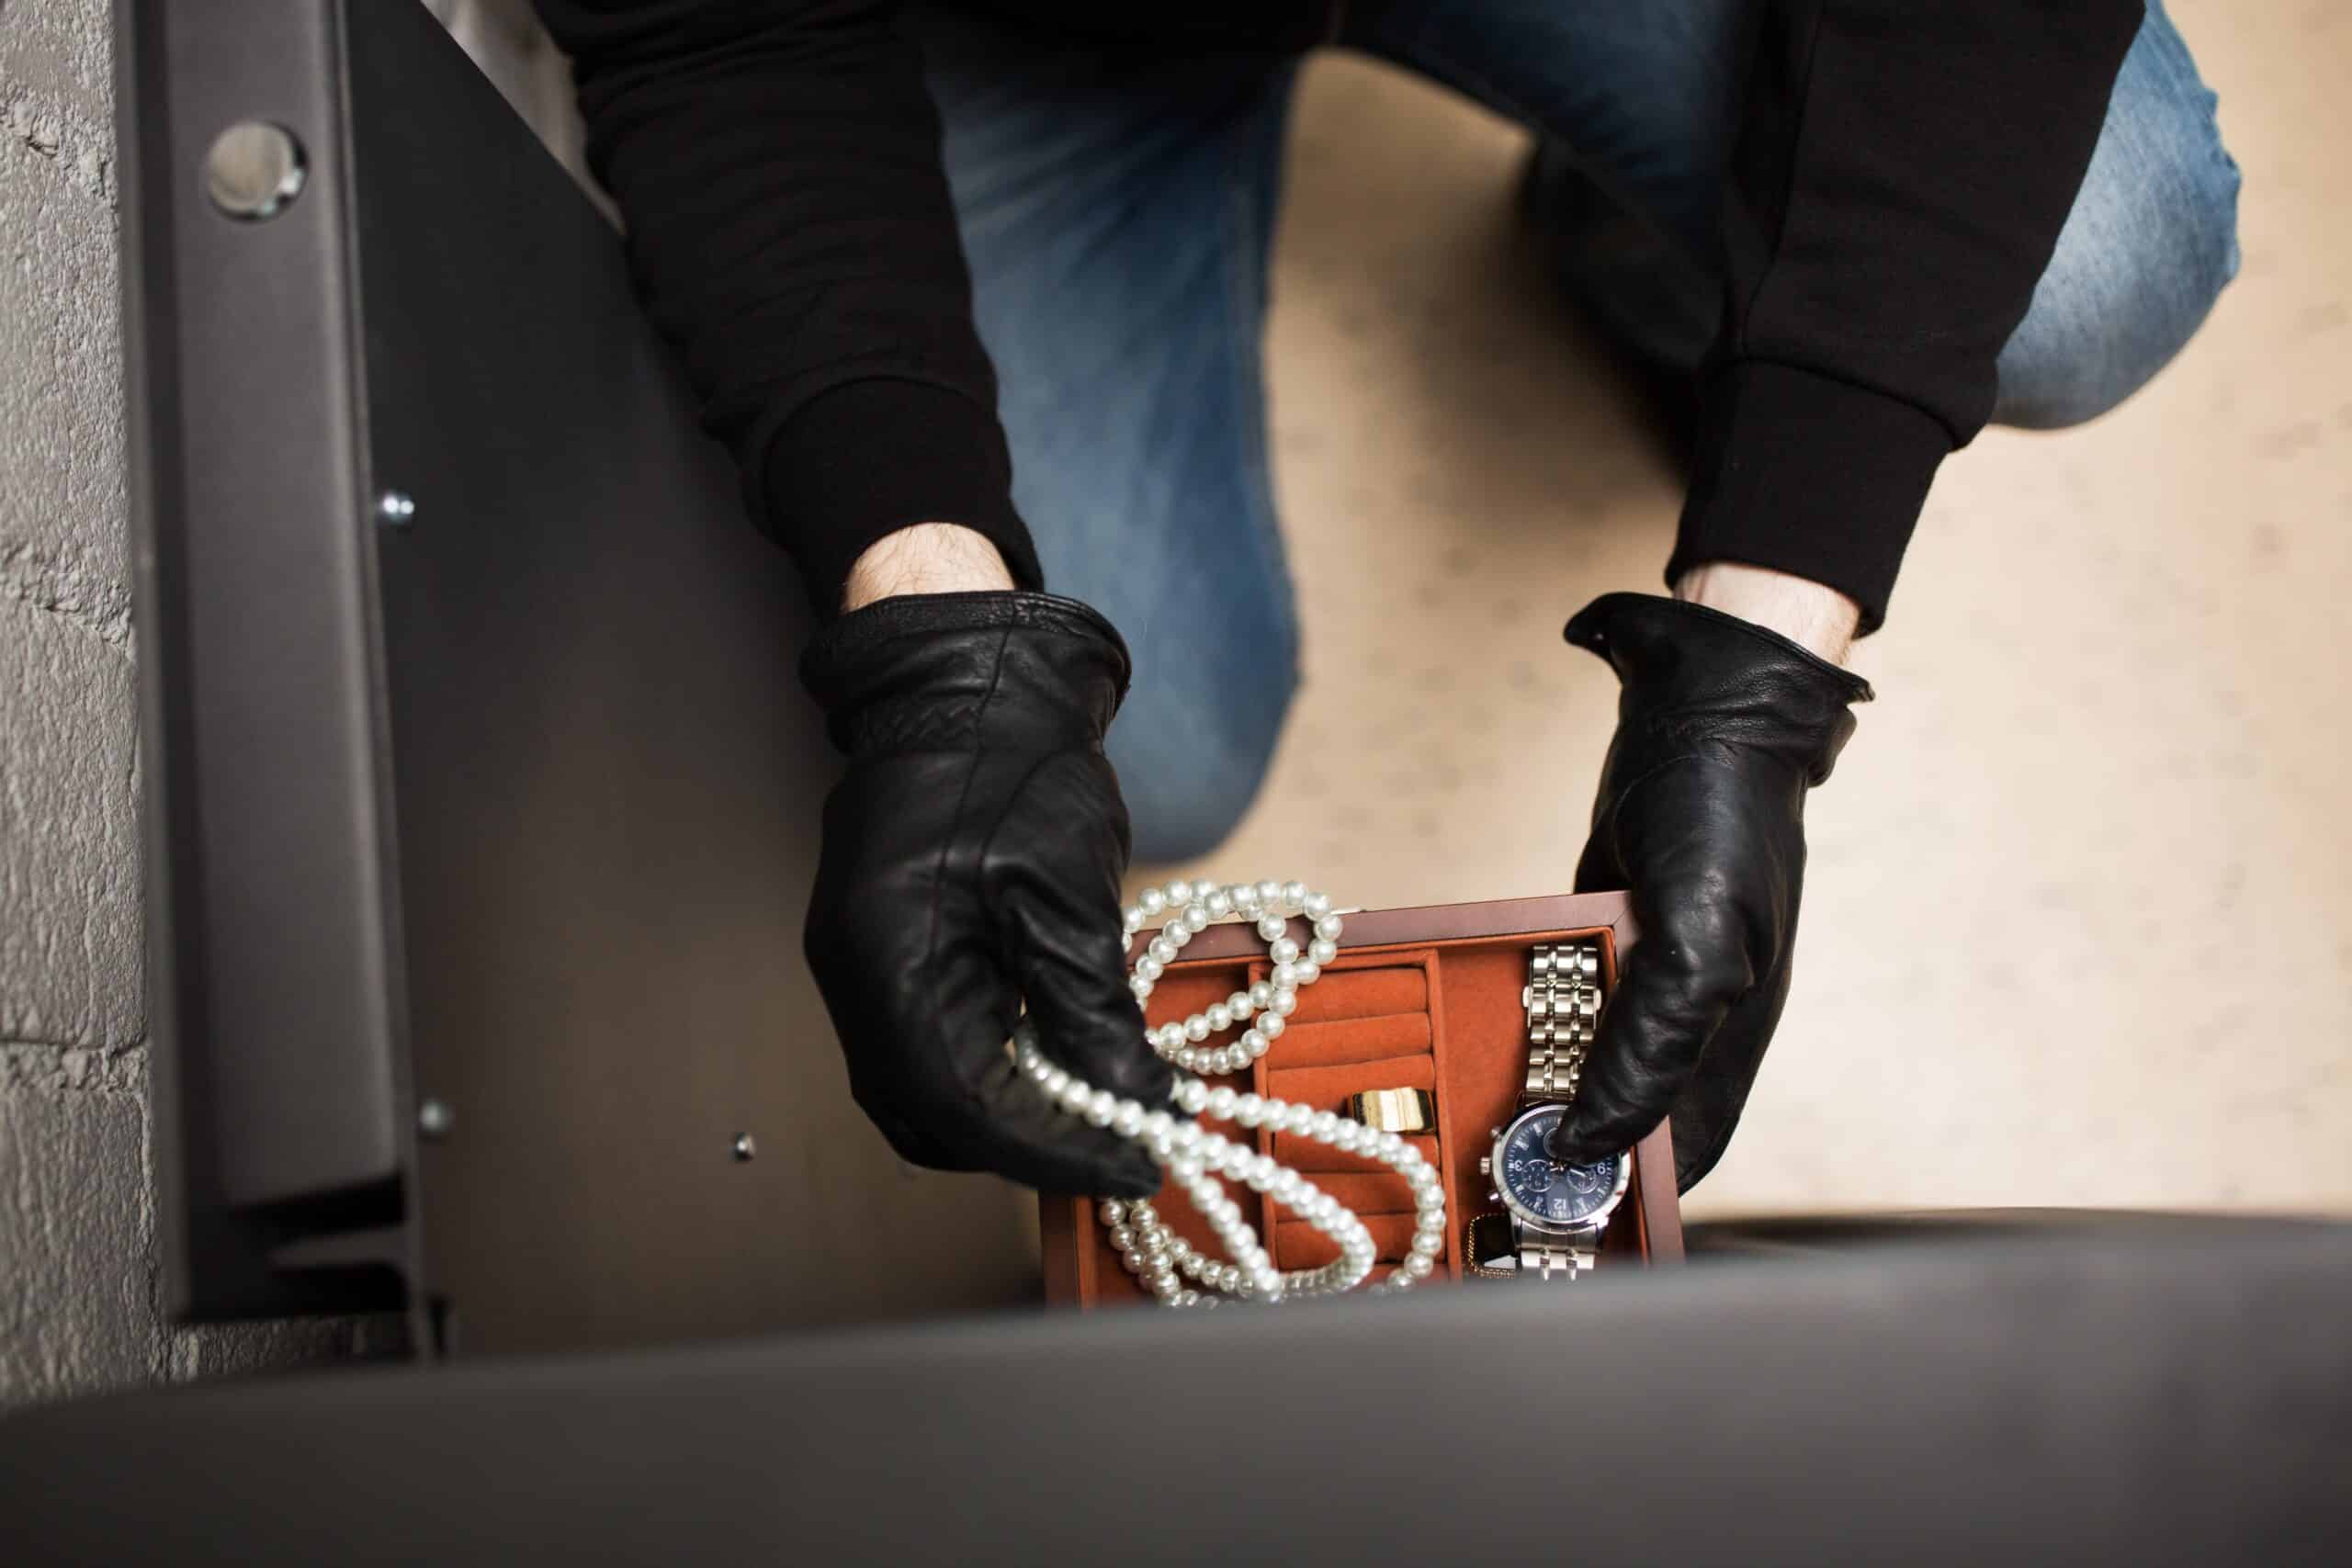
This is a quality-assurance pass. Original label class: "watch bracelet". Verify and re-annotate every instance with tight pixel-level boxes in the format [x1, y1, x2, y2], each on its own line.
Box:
[1460, 1212, 1599, 1282]
[1521, 941, 1600, 1104]
[1461, 940, 1610, 1283]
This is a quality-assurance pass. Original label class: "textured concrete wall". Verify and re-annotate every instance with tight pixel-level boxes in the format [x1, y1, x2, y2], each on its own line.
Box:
[0, 0, 351, 1411]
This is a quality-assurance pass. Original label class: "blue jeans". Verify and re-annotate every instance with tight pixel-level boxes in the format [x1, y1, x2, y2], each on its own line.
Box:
[912, 2, 2241, 862]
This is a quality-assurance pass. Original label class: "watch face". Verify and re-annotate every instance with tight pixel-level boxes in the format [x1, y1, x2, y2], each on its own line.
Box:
[1494, 1105, 1627, 1229]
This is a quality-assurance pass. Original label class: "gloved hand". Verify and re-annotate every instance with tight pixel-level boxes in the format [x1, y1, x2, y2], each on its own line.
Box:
[798, 590, 1170, 1198]
[1545, 592, 1872, 1190]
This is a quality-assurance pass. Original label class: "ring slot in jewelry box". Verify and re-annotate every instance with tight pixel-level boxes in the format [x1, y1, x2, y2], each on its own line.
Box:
[1260, 1012, 1433, 1067]
[1039, 892, 1683, 1305]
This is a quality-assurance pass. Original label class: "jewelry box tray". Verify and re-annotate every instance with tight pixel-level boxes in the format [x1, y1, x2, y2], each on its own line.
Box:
[1040, 891, 1682, 1305]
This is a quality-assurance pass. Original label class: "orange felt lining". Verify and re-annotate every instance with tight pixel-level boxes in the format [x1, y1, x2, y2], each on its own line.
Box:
[1277, 966, 1428, 1024]
[1264, 1055, 1436, 1107]
[1046, 923, 1671, 1305]
[1287, 1172, 1419, 1215]
[1248, 954, 1445, 1263]
[1247, 958, 1411, 1249]
[1142, 966, 1250, 1023]
[1263, 1012, 1433, 1067]
[1272, 1132, 1442, 1176]
[1276, 1213, 1422, 1269]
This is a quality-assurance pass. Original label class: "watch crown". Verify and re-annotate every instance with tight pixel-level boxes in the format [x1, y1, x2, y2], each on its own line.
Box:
[1477, 1155, 1491, 1178]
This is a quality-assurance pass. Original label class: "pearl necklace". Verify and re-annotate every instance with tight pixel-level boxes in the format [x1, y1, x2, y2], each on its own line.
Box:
[1013, 878, 1447, 1306]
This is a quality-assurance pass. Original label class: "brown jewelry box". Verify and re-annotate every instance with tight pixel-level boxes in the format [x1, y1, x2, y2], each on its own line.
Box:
[1040, 892, 1683, 1305]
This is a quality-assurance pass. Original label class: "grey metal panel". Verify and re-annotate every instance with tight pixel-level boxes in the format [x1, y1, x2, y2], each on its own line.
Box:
[339, 0, 1037, 1351]
[120, 0, 411, 1317]
[4, 1223, 2347, 1563]
[128, 0, 1038, 1340]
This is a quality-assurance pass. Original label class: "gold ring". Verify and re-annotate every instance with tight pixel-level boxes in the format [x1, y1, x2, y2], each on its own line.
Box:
[1343, 1087, 1436, 1135]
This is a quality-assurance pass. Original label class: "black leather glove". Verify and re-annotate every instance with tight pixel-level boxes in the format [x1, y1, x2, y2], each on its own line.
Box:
[1545, 592, 1872, 1190]
[797, 591, 1170, 1198]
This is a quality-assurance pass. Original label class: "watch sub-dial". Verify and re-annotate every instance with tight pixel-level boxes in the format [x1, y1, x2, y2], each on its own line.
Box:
[1507, 1158, 1555, 1195]
[1563, 1161, 1610, 1195]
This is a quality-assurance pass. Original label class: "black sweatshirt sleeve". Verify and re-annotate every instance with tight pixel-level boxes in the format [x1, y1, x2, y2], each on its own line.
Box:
[529, 0, 1040, 613]
[1670, 0, 2144, 631]
[536, 1, 2142, 631]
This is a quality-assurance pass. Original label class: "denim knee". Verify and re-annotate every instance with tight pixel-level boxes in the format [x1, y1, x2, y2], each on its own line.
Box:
[1109, 640, 1298, 866]
[1994, 8, 2241, 430]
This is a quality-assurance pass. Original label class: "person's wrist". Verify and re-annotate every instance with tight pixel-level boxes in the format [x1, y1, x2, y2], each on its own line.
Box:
[843, 523, 1017, 612]
[802, 582, 1131, 760]
[1671, 561, 1860, 666]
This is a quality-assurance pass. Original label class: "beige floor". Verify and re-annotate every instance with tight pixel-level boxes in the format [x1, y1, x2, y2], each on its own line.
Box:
[1156, 1, 2352, 1220]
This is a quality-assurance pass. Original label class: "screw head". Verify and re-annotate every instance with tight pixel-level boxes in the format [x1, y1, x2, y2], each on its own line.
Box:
[204, 120, 306, 220]
[375, 490, 415, 527]
[729, 1133, 757, 1162]
[416, 1099, 453, 1140]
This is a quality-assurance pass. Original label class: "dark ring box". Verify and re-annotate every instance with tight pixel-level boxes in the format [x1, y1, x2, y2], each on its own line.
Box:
[1042, 892, 1682, 1304]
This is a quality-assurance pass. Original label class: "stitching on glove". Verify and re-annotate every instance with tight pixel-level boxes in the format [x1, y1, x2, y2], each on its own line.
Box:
[920, 619, 1019, 1111]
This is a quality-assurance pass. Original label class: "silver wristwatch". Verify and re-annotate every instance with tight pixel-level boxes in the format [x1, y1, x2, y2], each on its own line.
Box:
[1476, 942, 1631, 1281]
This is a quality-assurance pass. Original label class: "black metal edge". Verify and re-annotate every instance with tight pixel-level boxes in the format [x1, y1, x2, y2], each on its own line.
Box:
[329, 0, 429, 1343]
[321, 0, 431, 1346]
[117, 0, 413, 1321]
[3, 1223, 2346, 1563]
[114, 0, 195, 1320]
